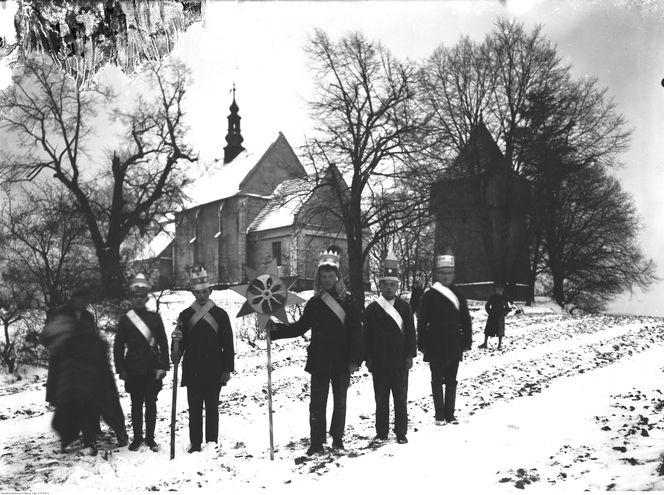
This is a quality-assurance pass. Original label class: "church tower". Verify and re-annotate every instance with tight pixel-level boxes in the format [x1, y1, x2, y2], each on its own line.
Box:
[224, 86, 245, 163]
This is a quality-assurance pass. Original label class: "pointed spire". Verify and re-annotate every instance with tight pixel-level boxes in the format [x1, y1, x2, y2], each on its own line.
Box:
[224, 84, 245, 163]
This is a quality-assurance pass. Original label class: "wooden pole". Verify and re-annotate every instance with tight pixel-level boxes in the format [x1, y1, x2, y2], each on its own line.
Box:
[265, 321, 275, 461]
[170, 321, 182, 461]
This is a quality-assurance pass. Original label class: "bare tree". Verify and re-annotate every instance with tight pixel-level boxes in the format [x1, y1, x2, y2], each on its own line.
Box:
[514, 76, 633, 308]
[0, 56, 198, 298]
[539, 165, 655, 311]
[303, 29, 429, 311]
[0, 183, 97, 312]
[0, 277, 35, 373]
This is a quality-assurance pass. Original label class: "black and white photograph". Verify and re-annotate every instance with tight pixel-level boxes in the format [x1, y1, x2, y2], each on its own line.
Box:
[0, 0, 663, 492]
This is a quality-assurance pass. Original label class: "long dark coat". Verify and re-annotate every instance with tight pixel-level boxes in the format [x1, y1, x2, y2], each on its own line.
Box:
[484, 294, 510, 337]
[41, 304, 125, 444]
[271, 291, 362, 375]
[175, 304, 235, 388]
[113, 309, 170, 376]
[417, 285, 473, 364]
[41, 304, 97, 405]
[363, 297, 416, 370]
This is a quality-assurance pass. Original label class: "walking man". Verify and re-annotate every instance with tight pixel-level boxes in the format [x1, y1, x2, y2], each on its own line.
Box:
[363, 251, 416, 444]
[114, 274, 170, 452]
[170, 266, 235, 453]
[267, 248, 363, 455]
[479, 283, 511, 350]
[417, 252, 472, 425]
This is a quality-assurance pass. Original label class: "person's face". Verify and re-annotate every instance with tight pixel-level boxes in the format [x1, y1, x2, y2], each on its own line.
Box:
[71, 295, 88, 311]
[435, 268, 455, 287]
[192, 287, 210, 304]
[319, 269, 338, 291]
[130, 292, 148, 310]
[379, 280, 399, 300]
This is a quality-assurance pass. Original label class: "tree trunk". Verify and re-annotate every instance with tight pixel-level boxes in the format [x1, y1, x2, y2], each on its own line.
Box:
[3, 322, 15, 374]
[346, 230, 365, 318]
[550, 262, 565, 308]
[98, 247, 126, 299]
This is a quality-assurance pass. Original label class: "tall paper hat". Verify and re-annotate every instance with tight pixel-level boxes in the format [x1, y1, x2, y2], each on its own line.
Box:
[317, 246, 341, 269]
[378, 250, 400, 282]
[190, 266, 210, 290]
[129, 274, 150, 295]
[435, 254, 455, 269]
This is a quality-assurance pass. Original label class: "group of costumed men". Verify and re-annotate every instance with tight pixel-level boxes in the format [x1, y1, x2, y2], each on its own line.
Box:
[42, 243, 514, 457]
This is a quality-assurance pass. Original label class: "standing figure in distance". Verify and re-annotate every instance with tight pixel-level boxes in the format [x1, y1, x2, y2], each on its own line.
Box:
[114, 274, 170, 452]
[363, 251, 416, 444]
[170, 266, 235, 453]
[409, 279, 424, 315]
[417, 252, 472, 425]
[267, 247, 363, 456]
[479, 283, 511, 350]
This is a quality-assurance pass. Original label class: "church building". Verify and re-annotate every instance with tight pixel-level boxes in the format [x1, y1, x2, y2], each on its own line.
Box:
[136, 92, 364, 290]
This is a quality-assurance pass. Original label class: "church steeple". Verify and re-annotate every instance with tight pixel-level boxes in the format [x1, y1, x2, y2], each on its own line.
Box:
[224, 85, 245, 163]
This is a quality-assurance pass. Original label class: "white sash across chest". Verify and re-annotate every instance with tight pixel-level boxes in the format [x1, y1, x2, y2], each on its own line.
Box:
[320, 291, 346, 324]
[126, 310, 156, 346]
[188, 300, 219, 334]
[431, 282, 460, 310]
[375, 296, 403, 333]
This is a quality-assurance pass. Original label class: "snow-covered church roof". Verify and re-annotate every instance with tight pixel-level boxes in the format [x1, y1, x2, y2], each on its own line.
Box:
[247, 177, 312, 233]
[182, 134, 278, 209]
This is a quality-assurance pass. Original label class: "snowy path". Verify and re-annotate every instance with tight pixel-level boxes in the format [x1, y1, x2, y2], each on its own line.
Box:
[1, 312, 663, 492]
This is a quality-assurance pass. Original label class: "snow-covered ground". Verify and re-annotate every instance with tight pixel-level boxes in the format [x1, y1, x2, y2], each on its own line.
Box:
[1, 291, 663, 493]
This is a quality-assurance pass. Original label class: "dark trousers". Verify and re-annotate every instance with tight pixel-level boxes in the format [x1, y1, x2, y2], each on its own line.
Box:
[372, 368, 409, 437]
[127, 375, 161, 441]
[186, 383, 222, 448]
[429, 361, 459, 421]
[309, 370, 350, 447]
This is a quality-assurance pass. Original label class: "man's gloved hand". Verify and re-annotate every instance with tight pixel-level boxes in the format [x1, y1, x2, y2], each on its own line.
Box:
[405, 357, 413, 370]
[220, 371, 231, 386]
[155, 369, 167, 380]
[365, 359, 373, 373]
[119, 371, 127, 381]
[171, 328, 183, 341]
[348, 363, 360, 374]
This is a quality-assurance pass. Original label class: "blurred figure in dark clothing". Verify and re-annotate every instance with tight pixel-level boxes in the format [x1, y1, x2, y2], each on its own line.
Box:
[41, 287, 128, 456]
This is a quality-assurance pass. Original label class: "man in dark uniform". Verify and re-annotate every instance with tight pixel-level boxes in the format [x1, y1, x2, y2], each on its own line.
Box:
[479, 283, 511, 350]
[417, 252, 472, 425]
[114, 274, 170, 452]
[363, 251, 416, 444]
[41, 287, 128, 455]
[267, 248, 363, 456]
[170, 266, 235, 454]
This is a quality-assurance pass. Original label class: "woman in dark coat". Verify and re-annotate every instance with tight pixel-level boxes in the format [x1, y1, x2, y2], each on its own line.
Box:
[479, 284, 511, 350]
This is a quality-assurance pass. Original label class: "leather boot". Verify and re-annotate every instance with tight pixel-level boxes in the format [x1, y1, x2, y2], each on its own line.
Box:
[444, 384, 458, 423]
[431, 382, 444, 421]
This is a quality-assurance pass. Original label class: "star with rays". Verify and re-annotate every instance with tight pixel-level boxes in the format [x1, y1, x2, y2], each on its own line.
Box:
[230, 260, 305, 330]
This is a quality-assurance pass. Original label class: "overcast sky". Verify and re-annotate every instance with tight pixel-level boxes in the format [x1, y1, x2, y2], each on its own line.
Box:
[1, 0, 662, 316]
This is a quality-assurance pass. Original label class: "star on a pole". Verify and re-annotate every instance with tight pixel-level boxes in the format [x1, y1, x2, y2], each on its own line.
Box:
[230, 260, 305, 330]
